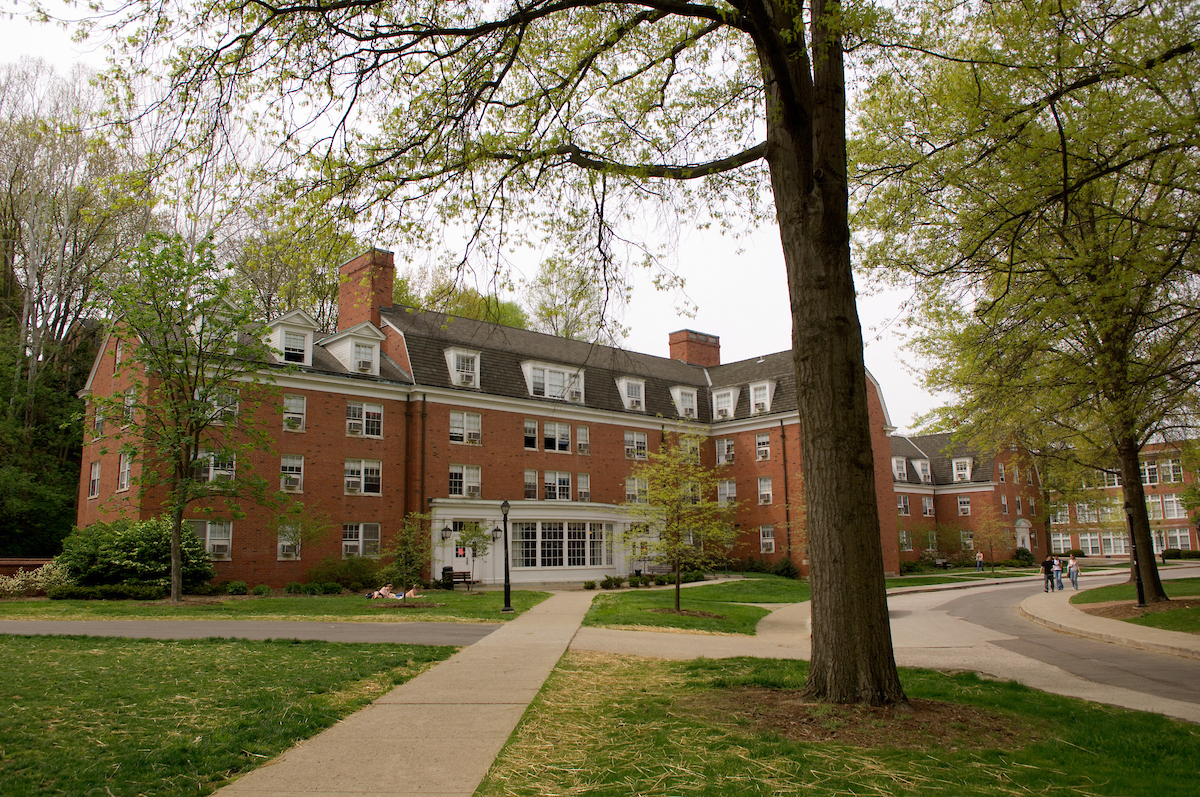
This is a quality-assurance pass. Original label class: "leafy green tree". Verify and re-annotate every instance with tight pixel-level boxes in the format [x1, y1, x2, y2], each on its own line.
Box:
[380, 513, 435, 594]
[109, 0, 903, 704]
[270, 498, 335, 565]
[853, 0, 1200, 602]
[455, 522, 492, 585]
[92, 233, 280, 602]
[525, 256, 628, 344]
[623, 430, 737, 611]
[55, 516, 215, 590]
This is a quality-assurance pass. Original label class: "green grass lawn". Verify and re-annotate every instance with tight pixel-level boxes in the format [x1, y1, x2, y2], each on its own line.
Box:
[1071, 577, 1200, 604]
[1129, 606, 1200, 634]
[0, 635, 453, 797]
[478, 652, 1200, 797]
[0, 590, 550, 622]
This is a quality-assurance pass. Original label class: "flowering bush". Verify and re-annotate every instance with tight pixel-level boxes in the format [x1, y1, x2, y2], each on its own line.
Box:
[0, 561, 73, 598]
[55, 517, 215, 590]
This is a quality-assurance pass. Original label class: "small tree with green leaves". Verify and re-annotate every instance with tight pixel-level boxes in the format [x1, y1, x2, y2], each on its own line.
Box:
[270, 498, 335, 566]
[623, 429, 737, 611]
[379, 513, 435, 595]
[455, 522, 493, 585]
[92, 234, 281, 602]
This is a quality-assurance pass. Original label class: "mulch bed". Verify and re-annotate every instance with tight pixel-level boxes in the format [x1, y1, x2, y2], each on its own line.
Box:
[1078, 597, 1200, 622]
[647, 608, 726, 620]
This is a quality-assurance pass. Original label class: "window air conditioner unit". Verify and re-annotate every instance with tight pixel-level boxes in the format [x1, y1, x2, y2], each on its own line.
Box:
[347, 421, 363, 434]
[284, 415, 303, 429]
[282, 476, 301, 490]
[625, 446, 637, 458]
[717, 408, 729, 418]
[466, 485, 481, 497]
[757, 450, 769, 461]
[210, 543, 229, 557]
[759, 494, 771, 504]
[577, 443, 589, 454]
[626, 493, 639, 503]
[357, 360, 372, 372]
[460, 372, 475, 385]
[466, 431, 481, 444]
[214, 472, 234, 483]
[579, 491, 590, 502]
[722, 453, 734, 464]
[343, 543, 359, 556]
[629, 399, 642, 410]
[569, 390, 582, 402]
[346, 482, 360, 493]
[280, 544, 297, 557]
[683, 407, 694, 417]
[754, 402, 766, 412]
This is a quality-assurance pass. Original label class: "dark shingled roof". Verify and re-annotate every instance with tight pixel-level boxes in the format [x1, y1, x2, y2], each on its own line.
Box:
[897, 432, 995, 486]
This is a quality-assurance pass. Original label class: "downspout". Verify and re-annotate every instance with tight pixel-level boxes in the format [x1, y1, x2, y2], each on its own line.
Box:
[403, 392, 412, 519]
[419, 393, 428, 514]
[780, 419, 793, 558]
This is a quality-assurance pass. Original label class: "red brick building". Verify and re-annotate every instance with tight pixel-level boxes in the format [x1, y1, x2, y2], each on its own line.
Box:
[78, 249, 902, 586]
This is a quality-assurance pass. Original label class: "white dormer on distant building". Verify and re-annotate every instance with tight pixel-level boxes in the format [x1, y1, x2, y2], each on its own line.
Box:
[522, 361, 585, 402]
[712, 386, 741, 420]
[953, 457, 973, 482]
[670, 386, 698, 418]
[322, 321, 386, 376]
[749, 380, 776, 414]
[444, 347, 481, 387]
[616, 376, 646, 411]
[267, 309, 321, 367]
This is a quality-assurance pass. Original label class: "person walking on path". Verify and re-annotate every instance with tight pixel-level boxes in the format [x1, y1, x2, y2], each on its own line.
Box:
[1042, 555, 1057, 592]
[1067, 555, 1080, 590]
[1053, 557, 1064, 591]
[976, 551, 985, 572]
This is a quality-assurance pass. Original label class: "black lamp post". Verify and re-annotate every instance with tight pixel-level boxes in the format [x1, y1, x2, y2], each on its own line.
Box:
[500, 500, 513, 613]
[1124, 500, 1147, 608]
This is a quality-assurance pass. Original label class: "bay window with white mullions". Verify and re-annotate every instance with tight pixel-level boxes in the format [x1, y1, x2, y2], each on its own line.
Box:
[624, 430, 647, 460]
[897, 494, 910, 516]
[567, 522, 589, 566]
[758, 476, 772, 505]
[899, 529, 912, 551]
[342, 522, 381, 557]
[283, 394, 306, 431]
[280, 455, 304, 492]
[449, 464, 482, 498]
[577, 473, 591, 502]
[755, 433, 770, 461]
[544, 422, 570, 452]
[625, 477, 648, 504]
[957, 495, 971, 516]
[524, 469, 538, 499]
[760, 525, 775, 554]
[1141, 459, 1159, 485]
[344, 459, 382, 494]
[524, 419, 538, 449]
[923, 496, 934, 517]
[543, 471, 571, 500]
[89, 461, 100, 498]
[892, 457, 908, 481]
[716, 438, 735, 465]
[576, 425, 590, 454]
[117, 453, 131, 492]
[540, 522, 564, 567]
[450, 411, 481, 444]
[717, 479, 736, 506]
[346, 402, 382, 437]
[1160, 458, 1184, 483]
[283, 330, 307, 363]
[188, 519, 232, 560]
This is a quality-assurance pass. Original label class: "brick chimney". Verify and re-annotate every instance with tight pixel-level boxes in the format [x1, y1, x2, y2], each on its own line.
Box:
[338, 249, 394, 330]
[669, 329, 720, 367]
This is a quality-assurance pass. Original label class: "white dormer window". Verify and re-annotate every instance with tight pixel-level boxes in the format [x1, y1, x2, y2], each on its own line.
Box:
[670, 387, 698, 418]
[953, 458, 973, 482]
[283, 331, 307, 363]
[354, 342, 375, 373]
[891, 457, 908, 481]
[268, 309, 320, 367]
[749, 381, 775, 414]
[617, 377, 645, 411]
[320, 321, 385, 374]
[713, 388, 738, 419]
[444, 348, 481, 387]
[916, 460, 931, 483]
[522, 362, 584, 402]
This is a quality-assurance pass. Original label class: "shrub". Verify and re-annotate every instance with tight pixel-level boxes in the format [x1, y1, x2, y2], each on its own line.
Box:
[306, 556, 384, 591]
[627, 575, 642, 587]
[1163, 548, 1183, 560]
[682, 571, 705, 583]
[189, 581, 227, 596]
[600, 575, 625, 589]
[285, 582, 304, 594]
[654, 574, 669, 586]
[322, 582, 343, 595]
[583, 580, 597, 590]
[55, 517, 215, 590]
[301, 582, 321, 595]
[1069, 549, 1085, 557]
[899, 560, 922, 574]
[743, 557, 770, 573]
[0, 561, 73, 598]
[226, 580, 249, 595]
[1013, 547, 1035, 566]
[1181, 550, 1200, 560]
[251, 584, 271, 596]
[48, 583, 166, 600]
[770, 558, 800, 580]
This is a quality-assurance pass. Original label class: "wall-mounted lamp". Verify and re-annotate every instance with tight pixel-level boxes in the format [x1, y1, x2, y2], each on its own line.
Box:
[491, 526, 502, 542]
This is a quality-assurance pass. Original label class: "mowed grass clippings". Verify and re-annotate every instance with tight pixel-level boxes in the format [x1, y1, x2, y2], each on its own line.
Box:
[0, 589, 551, 623]
[0, 635, 454, 797]
[477, 652, 1200, 797]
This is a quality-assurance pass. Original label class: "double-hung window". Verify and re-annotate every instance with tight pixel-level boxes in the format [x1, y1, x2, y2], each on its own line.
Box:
[1001, 495, 1008, 514]
[1016, 496, 1023, 515]
[897, 495, 910, 516]
[625, 477, 648, 504]
[450, 411, 481, 444]
[346, 402, 382, 437]
[353, 342, 375, 372]
[960, 530, 974, 550]
[917, 461, 932, 483]
[283, 331, 307, 363]
[89, 462, 100, 498]
[544, 422, 570, 452]
[998, 464, 1005, 483]
[1163, 493, 1186, 519]
[345, 459, 382, 494]
[1076, 502, 1098, 523]
[759, 525, 775, 554]
[623, 379, 645, 410]
[281, 455, 304, 492]
[188, 519, 232, 559]
[922, 496, 934, 517]
[455, 352, 478, 386]
[449, 464, 481, 498]
[1161, 458, 1184, 483]
[544, 471, 571, 500]
[714, 391, 733, 419]
[577, 473, 591, 502]
[194, 450, 235, 483]
[717, 479, 736, 506]
[893, 457, 908, 481]
[576, 426, 590, 454]
[342, 523, 380, 557]
[624, 430, 647, 460]
[1146, 495, 1164, 520]
[750, 382, 772, 414]
[117, 453, 131, 492]
[1011, 464, 1019, 483]
[678, 390, 696, 418]
[716, 438, 735, 465]
[758, 476, 773, 505]
[524, 419, 538, 449]
[957, 495, 971, 516]
[1141, 460, 1159, 485]
[1102, 469, 1121, 488]
[524, 469, 538, 499]
[755, 433, 770, 461]
[953, 458, 972, 482]
[899, 530, 913, 551]
[283, 394, 306, 431]
[278, 525, 301, 559]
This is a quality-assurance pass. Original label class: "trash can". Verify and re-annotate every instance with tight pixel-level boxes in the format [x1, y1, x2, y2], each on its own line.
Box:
[633, 569, 642, 578]
[442, 565, 455, 590]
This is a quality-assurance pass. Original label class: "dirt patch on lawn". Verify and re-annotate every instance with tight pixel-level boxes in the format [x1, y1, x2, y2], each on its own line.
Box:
[684, 687, 1039, 750]
[647, 607, 726, 620]
[1079, 597, 1200, 623]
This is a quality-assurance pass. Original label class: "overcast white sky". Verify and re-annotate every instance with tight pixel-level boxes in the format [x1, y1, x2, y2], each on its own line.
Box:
[1, 10, 944, 433]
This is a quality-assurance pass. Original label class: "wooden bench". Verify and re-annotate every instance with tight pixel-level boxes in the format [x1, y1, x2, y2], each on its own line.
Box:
[448, 570, 478, 590]
[933, 558, 952, 569]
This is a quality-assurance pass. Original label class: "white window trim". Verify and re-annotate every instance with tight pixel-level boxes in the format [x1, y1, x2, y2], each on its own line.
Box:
[957, 495, 971, 516]
[897, 494, 910, 515]
[748, 380, 775, 414]
[342, 522, 381, 558]
[283, 394, 307, 432]
[281, 455, 304, 492]
[712, 387, 740, 420]
[953, 458, 973, 482]
[755, 433, 770, 461]
[89, 461, 100, 498]
[616, 376, 646, 411]
[891, 457, 908, 481]
[922, 496, 934, 517]
[449, 464, 482, 498]
[624, 430, 648, 460]
[280, 328, 312, 366]
[916, 460, 932, 483]
[188, 519, 232, 560]
[758, 476, 773, 505]
[345, 459, 382, 495]
[117, 453, 131, 492]
[760, 525, 775, 554]
[669, 386, 698, 419]
[450, 411, 482, 445]
[444, 347, 481, 387]
[346, 402, 383, 438]
[521, 361, 585, 402]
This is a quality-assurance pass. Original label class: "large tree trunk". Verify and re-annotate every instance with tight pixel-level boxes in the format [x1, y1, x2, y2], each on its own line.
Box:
[1116, 435, 1169, 603]
[755, 0, 905, 705]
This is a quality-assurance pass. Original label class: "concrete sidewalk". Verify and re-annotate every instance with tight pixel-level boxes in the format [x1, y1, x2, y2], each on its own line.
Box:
[213, 590, 596, 797]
